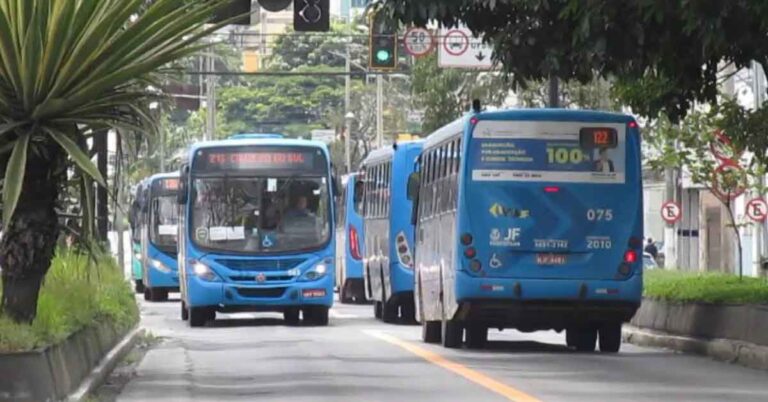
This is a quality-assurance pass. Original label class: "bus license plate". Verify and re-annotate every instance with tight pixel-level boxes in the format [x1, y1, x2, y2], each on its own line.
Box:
[537, 253, 567, 265]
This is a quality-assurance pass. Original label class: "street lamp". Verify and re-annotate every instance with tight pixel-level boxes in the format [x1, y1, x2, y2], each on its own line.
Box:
[345, 112, 355, 174]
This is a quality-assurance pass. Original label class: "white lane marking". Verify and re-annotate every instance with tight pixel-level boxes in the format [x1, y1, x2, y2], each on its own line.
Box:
[330, 310, 360, 319]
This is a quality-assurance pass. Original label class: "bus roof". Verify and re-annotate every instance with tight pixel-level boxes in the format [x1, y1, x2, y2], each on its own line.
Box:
[228, 133, 285, 140]
[362, 140, 424, 166]
[423, 109, 636, 149]
[148, 171, 179, 183]
[187, 138, 330, 162]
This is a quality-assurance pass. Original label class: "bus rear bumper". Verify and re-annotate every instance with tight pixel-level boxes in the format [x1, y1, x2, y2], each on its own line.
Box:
[454, 273, 641, 330]
[186, 275, 334, 311]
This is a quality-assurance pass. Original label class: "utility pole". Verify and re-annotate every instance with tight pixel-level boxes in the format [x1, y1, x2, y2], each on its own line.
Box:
[205, 46, 217, 141]
[548, 76, 560, 108]
[376, 74, 383, 148]
[752, 60, 766, 277]
[344, 44, 352, 174]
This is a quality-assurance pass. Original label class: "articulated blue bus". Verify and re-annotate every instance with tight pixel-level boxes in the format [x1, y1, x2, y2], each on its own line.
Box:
[129, 179, 148, 293]
[177, 135, 337, 327]
[140, 173, 180, 302]
[335, 173, 366, 303]
[362, 141, 423, 323]
[409, 109, 643, 352]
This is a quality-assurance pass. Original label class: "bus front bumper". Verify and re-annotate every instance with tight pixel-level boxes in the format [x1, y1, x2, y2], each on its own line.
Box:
[186, 275, 334, 311]
[145, 265, 180, 290]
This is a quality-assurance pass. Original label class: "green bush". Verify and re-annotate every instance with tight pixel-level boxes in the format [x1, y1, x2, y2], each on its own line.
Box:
[0, 249, 139, 352]
[644, 269, 768, 304]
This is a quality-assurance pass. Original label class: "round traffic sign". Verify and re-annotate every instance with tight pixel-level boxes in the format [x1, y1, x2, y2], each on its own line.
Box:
[404, 27, 435, 57]
[711, 162, 746, 201]
[746, 198, 768, 222]
[710, 130, 742, 163]
[661, 201, 682, 224]
[443, 29, 469, 56]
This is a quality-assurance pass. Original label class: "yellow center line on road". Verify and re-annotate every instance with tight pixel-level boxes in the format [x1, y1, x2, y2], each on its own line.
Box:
[363, 330, 543, 402]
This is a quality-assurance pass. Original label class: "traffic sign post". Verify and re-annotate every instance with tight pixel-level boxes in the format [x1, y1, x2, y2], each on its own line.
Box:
[661, 201, 682, 224]
[438, 26, 493, 69]
[746, 198, 768, 222]
[404, 28, 435, 57]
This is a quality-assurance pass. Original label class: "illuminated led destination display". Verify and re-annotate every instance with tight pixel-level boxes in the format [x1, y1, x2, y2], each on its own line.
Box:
[579, 127, 618, 149]
[193, 146, 327, 174]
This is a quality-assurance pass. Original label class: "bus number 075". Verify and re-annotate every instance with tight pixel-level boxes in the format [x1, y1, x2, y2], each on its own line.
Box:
[587, 209, 613, 221]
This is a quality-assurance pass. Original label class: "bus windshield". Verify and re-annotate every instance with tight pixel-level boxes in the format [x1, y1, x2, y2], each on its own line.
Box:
[190, 176, 331, 253]
[150, 194, 179, 251]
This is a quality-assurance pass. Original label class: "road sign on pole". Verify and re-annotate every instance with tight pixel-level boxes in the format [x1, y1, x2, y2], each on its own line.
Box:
[404, 28, 435, 57]
[746, 198, 768, 222]
[661, 201, 682, 224]
[438, 26, 493, 69]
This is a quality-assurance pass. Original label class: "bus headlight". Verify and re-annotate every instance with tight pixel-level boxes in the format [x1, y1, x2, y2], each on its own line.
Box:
[151, 259, 171, 273]
[302, 263, 328, 281]
[192, 261, 220, 282]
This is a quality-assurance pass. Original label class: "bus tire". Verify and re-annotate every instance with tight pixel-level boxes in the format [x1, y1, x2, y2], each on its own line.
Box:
[441, 319, 463, 349]
[598, 322, 622, 353]
[422, 320, 441, 343]
[189, 307, 211, 327]
[284, 308, 300, 326]
[572, 327, 598, 352]
[465, 324, 488, 349]
[304, 306, 329, 326]
[180, 301, 189, 321]
[340, 284, 353, 304]
[374, 302, 383, 319]
[134, 280, 145, 294]
[143, 287, 152, 301]
[381, 300, 398, 324]
[400, 299, 416, 324]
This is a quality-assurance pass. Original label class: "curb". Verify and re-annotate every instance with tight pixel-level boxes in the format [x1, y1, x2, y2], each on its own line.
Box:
[66, 327, 142, 402]
[623, 325, 768, 371]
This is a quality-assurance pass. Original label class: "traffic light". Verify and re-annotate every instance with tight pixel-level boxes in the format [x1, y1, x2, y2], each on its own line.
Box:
[294, 0, 330, 32]
[369, 10, 397, 70]
[211, 0, 252, 26]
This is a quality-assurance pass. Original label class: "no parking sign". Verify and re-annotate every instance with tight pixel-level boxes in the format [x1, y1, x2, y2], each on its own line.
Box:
[746, 198, 768, 222]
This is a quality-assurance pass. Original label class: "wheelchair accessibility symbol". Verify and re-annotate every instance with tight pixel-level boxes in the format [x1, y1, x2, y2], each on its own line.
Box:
[262, 233, 275, 248]
[489, 253, 502, 269]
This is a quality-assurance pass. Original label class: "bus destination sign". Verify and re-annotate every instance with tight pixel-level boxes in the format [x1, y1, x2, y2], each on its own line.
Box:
[194, 147, 325, 173]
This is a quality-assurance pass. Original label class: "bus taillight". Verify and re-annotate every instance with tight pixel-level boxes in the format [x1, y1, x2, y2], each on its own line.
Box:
[460, 233, 473, 246]
[624, 250, 638, 264]
[544, 186, 560, 193]
[395, 231, 414, 269]
[464, 247, 477, 259]
[349, 225, 362, 260]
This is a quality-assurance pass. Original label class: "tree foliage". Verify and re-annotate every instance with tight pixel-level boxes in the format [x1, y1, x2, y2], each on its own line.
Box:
[379, 1, 768, 122]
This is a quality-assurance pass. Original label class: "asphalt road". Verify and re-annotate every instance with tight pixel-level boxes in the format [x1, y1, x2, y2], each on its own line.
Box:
[116, 295, 768, 402]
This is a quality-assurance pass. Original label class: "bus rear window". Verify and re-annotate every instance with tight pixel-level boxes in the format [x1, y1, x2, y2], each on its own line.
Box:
[470, 120, 627, 184]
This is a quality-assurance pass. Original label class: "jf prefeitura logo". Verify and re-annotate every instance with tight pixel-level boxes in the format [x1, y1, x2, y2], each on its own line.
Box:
[489, 203, 530, 219]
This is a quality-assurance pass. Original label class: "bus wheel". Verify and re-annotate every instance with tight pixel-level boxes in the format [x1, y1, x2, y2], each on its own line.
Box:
[304, 306, 329, 326]
[180, 301, 189, 321]
[570, 326, 598, 352]
[598, 322, 622, 353]
[422, 320, 441, 343]
[441, 319, 463, 348]
[465, 324, 488, 349]
[382, 300, 398, 324]
[134, 280, 145, 294]
[143, 287, 152, 301]
[189, 307, 211, 327]
[374, 302, 383, 319]
[340, 284, 353, 304]
[284, 308, 300, 326]
[400, 300, 416, 324]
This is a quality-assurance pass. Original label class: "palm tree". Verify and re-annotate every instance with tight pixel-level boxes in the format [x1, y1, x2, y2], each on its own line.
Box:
[0, 0, 237, 323]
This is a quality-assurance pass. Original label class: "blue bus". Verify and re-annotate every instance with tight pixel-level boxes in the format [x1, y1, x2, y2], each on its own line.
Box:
[408, 109, 643, 352]
[140, 173, 180, 302]
[177, 136, 338, 327]
[129, 179, 148, 293]
[362, 141, 423, 323]
[335, 173, 366, 303]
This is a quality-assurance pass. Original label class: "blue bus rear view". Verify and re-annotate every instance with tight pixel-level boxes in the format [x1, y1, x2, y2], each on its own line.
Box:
[362, 141, 423, 323]
[335, 173, 366, 303]
[411, 109, 643, 352]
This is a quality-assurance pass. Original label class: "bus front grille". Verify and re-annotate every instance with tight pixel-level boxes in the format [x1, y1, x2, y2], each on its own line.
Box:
[236, 287, 287, 298]
[229, 275, 295, 282]
[215, 258, 306, 271]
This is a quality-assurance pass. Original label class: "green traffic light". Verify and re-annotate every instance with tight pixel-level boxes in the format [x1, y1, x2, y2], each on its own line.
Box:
[376, 50, 391, 62]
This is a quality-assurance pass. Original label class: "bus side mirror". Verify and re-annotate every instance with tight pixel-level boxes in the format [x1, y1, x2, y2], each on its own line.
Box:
[407, 172, 420, 201]
[177, 165, 189, 205]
